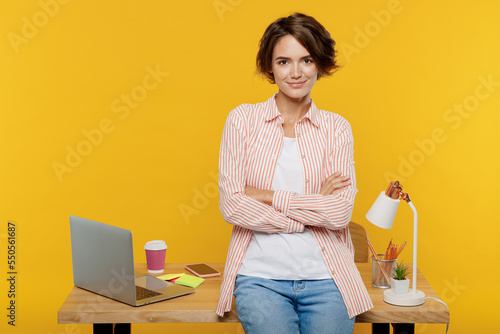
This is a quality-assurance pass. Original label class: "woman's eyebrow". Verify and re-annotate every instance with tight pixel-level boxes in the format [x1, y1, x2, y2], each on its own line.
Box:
[274, 55, 312, 61]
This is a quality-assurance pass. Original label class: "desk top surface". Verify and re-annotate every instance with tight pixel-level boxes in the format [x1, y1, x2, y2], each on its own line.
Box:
[58, 263, 449, 324]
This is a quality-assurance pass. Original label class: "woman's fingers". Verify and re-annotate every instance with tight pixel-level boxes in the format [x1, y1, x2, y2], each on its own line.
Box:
[320, 172, 350, 196]
[245, 186, 257, 199]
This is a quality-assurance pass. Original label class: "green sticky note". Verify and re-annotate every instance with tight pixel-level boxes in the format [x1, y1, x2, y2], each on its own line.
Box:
[175, 274, 204, 288]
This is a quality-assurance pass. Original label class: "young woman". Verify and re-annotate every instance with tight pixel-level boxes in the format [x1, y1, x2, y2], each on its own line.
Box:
[217, 13, 373, 333]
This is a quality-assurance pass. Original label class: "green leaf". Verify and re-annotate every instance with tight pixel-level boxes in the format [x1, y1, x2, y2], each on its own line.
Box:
[391, 260, 411, 280]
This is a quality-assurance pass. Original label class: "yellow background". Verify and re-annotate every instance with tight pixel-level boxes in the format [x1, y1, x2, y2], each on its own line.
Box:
[1, 0, 499, 333]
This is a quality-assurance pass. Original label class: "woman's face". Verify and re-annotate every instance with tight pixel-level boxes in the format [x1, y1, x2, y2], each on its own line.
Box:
[271, 35, 318, 101]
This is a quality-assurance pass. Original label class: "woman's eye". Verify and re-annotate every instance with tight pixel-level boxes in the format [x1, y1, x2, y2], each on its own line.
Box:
[278, 60, 288, 65]
[304, 59, 314, 64]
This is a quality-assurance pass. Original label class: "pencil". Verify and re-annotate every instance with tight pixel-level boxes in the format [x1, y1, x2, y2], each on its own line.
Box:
[387, 238, 393, 250]
[395, 242, 406, 258]
[384, 238, 393, 260]
[366, 238, 377, 259]
[366, 238, 390, 283]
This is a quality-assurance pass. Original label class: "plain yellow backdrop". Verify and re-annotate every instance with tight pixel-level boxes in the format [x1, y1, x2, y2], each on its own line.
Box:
[1, 0, 499, 333]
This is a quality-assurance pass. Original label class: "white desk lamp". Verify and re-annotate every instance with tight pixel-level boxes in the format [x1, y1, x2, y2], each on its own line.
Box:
[366, 181, 426, 306]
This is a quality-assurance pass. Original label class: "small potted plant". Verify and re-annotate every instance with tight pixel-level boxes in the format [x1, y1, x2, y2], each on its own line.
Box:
[390, 261, 411, 295]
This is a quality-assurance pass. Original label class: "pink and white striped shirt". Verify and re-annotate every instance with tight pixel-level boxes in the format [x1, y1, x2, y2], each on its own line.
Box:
[216, 94, 373, 318]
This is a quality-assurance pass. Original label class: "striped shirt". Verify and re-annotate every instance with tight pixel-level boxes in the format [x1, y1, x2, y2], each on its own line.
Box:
[216, 94, 373, 318]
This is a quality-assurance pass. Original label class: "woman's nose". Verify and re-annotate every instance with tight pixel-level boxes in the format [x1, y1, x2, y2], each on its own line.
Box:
[290, 63, 302, 79]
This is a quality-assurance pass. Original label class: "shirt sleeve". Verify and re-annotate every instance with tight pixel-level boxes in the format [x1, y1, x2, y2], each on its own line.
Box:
[271, 119, 357, 230]
[218, 108, 305, 234]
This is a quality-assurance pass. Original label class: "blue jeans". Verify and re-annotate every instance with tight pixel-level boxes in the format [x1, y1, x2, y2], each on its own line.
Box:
[233, 275, 355, 334]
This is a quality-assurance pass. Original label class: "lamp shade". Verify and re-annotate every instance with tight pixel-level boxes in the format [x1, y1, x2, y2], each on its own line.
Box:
[366, 191, 400, 229]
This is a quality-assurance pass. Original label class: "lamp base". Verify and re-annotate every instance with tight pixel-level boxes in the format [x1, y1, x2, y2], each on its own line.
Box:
[383, 289, 425, 306]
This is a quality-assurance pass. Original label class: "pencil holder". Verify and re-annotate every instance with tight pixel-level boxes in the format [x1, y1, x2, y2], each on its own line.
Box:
[371, 254, 397, 288]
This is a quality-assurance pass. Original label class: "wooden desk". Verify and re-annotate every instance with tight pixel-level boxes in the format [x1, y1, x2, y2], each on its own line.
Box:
[58, 263, 449, 333]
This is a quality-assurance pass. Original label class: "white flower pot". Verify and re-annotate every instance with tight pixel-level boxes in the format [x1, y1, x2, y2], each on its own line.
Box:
[390, 277, 410, 295]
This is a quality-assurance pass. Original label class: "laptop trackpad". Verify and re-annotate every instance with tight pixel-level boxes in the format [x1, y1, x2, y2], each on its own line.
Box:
[135, 275, 169, 291]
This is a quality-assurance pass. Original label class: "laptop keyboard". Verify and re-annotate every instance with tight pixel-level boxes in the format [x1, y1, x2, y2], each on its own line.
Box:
[136, 285, 162, 300]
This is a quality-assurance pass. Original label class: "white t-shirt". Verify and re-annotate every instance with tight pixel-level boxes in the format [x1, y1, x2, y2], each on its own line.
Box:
[238, 137, 331, 280]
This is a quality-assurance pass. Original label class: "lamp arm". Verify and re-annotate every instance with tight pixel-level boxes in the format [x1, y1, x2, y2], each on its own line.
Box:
[408, 201, 418, 295]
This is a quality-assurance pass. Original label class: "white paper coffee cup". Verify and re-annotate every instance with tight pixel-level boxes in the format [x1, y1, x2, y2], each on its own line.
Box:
[145, 240, 167, 273]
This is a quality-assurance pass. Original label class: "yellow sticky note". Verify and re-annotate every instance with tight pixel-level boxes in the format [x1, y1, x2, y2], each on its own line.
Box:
[157, 273, 184, 281]
[175, 274, 204, 288]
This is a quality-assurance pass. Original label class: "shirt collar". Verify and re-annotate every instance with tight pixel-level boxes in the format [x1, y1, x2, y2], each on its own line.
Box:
[264, 93, 320, 128]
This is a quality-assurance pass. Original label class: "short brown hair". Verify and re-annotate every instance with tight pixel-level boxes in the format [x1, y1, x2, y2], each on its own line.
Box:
[256, 13, 339, 84]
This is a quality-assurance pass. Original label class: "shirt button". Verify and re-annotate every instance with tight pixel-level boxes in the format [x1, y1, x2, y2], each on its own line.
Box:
[305, 179, 309, 183]
[297, 134, 301, 138]
[301, 155, 305, 159]
[331, 271, 335, 276]
[321, 247, 326, 252]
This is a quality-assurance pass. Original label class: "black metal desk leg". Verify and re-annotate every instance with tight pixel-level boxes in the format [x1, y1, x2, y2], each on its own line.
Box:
[114, 324, 131, 333]
[392, 323, 415, 334]
[93, 323, 131, 334]
[372, 323, 390, 334]
[93, 324, 113, 334]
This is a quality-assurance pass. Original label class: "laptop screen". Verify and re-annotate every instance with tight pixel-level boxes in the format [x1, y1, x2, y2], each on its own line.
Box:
[69, 216, 137, 305]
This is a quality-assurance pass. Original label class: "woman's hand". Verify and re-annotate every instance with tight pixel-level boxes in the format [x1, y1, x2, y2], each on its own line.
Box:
[320, 172, 351, 196]
[245, 186, 274, 206]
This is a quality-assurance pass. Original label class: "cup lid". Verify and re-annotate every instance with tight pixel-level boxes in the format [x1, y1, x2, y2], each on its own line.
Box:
[144, 240, 167, 250]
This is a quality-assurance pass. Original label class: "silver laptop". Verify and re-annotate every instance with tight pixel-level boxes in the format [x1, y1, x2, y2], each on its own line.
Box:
[69, 215, 195, 306]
